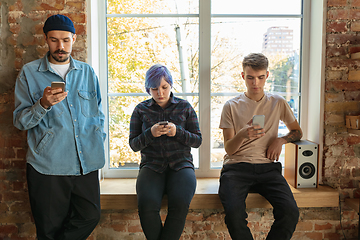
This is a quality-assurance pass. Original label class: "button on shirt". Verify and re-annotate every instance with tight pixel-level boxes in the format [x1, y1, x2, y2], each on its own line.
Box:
[13, 52, 106, 175]
[129, 94, 202, 173]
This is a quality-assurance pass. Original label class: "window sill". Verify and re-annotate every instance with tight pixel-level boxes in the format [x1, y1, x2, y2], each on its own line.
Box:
[100, 178, 339, 210]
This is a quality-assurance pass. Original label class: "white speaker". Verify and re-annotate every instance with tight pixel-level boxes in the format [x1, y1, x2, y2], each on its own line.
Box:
[284, 140, 318, 188]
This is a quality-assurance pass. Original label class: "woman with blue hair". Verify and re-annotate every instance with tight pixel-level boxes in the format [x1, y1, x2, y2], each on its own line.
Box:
[129, 64, 202, 240]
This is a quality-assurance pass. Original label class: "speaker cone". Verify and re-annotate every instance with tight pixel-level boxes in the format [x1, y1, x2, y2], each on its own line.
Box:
[299, 162, 315, 179]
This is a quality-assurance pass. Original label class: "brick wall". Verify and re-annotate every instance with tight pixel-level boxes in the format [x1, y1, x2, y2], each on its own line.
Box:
[0, 0, 359, 239]
[324, 0, 360, 201]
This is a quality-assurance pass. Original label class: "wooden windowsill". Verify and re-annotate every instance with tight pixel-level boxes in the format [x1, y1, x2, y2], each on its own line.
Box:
[100, 178, 339, 210]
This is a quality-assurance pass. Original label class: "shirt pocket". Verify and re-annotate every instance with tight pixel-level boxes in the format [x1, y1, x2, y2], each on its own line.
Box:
[33, 90, 64, 118]
[169, 115, 186, 127]
[78, 90, 99, 117]
[34, 130, 54, 155]
[142, 114, 155, 130]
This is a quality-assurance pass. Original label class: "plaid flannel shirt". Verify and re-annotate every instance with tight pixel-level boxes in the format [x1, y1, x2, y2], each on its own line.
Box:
[129, 93, 202, 173]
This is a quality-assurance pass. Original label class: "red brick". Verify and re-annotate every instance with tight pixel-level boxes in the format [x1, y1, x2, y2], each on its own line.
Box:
[326, 81, 360, 92]
[0, 180, 10, 191]
[128, 224, 143, 233]
[9, 23, 21, 34]
[327, 45, 347, 57]
[7, 34, 17, 46]
[327, 33, 360, 45]
[15, 148, 27, 160]
[324, 232, 343, 240]
[327, 21, 348, 33]
[14, 58, 23, 70]
[8, 11, 25, 23]
[11, 160, 26, 170]
[305, 232, 324, 240]
[66, 2, 85, 12]
[74, 24, 86, 35]
[0, 212, 32, 224]
[0, 202, 9, 212]
[9, 202, 30, 212]
[66, 13, 86, 24]
[0, 224, 18, 235]
[14, 47, 24, 59]
[110, 223, 127, 232]
[328, 0, 347, 6]
[352, 168, 360, 177]
[351, 21, 360, 31]
[12, 181, 25, 191]
[353, 0, 360, 7]
[36, 1, 65, 11]
[186, 212, 204, 221]
[192, 222, 212, 232]
[315, 222, 334, 230]
[3, 191, 28, 202]
[350, 9, 360, 20]
[0, 147, 16, 159]
[347, 135, 360, 145]
[295, 221, 314, 231]
[328, 9, 349, 20]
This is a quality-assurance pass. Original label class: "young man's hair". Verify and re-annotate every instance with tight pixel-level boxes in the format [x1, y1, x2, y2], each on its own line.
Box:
[242, 53, 269, 71]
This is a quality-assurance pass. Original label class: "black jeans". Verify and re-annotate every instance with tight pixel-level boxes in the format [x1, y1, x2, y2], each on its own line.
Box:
[26, 164, 101, 240]
[136, 167, 196, 240]
[218, 162, 299, 240]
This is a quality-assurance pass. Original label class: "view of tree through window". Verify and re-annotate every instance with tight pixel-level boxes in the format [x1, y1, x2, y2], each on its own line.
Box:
[106, 0, 302, 172]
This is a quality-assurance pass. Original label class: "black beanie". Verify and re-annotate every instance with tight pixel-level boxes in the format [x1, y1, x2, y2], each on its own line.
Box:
[43, 14, 76, 34]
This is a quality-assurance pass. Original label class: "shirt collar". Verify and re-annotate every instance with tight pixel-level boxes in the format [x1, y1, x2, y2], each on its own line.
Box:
[147, 92, 179, 107]
[38, 51, 81, 72]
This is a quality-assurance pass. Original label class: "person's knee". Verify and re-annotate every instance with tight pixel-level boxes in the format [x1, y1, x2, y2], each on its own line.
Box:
[138, 195, 162, 213]
[87, 206, 101, 226]
[275, 203, 299, 226]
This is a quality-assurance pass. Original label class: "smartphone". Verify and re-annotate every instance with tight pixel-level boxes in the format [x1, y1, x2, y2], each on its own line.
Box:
[158, 121, 168, 125]
[252, 115, 265, 129]
[51, 81, 65, 92]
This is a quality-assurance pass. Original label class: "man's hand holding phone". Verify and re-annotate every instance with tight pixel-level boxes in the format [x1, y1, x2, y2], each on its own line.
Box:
[248, 115, 265, 139]
[40, 82, 68, 109]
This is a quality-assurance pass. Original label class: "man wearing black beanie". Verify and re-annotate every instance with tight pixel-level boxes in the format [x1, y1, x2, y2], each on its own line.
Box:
[13, 14, 105, 240]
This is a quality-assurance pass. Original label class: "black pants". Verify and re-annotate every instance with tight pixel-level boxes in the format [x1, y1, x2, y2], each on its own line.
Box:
[218, 162, 299, 240]
[26, 164, 101, 240]
[136, 167, 196, 240]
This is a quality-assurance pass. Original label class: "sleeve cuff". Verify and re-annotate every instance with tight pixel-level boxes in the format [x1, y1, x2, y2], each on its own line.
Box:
[33, 99, 51, 118]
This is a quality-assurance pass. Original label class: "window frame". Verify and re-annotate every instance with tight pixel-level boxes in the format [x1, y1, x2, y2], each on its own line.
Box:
[87, 0, 325, 180]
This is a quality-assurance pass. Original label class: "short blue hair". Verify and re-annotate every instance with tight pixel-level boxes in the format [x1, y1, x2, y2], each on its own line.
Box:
[145, 64, 173, 94]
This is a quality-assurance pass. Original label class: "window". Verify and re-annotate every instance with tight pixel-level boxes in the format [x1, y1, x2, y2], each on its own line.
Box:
[91, 0, 325, 179]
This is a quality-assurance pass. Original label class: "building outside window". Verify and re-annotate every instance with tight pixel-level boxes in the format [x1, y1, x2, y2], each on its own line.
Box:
[93, 0, 322, 178]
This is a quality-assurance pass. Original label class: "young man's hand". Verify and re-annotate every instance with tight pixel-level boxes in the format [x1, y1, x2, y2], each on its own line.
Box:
[266, 137, 287, 161]
[40, 86, 68, 109]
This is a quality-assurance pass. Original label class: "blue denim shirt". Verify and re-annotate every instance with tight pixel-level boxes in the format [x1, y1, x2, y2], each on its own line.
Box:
[13, 52, 106, 175]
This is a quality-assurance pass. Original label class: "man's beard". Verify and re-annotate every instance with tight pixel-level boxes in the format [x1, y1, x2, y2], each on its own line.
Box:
[51, 49, 70, 63]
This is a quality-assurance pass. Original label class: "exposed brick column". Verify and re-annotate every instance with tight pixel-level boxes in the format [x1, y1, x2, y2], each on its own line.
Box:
[324, 0, 360, 201]
[0, 1, 87, 239]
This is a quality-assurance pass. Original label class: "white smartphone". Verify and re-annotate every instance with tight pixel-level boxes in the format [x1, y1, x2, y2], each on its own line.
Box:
[51, 81, 65, 92]
[252, 115, 265, 129]
[158, 121, 168, 125]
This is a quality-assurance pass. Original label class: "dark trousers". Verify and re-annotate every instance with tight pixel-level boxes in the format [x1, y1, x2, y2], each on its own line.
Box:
[218, 162, 299, 240]
[26, 164, 101, 240]
[136, 167, 196, 240]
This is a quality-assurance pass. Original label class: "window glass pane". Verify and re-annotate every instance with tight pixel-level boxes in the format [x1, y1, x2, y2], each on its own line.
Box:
[107, 17, 199, 169]
[212, 0, 302, 15]
[210, 18, 301, 168]
[107, 0, 199, 15]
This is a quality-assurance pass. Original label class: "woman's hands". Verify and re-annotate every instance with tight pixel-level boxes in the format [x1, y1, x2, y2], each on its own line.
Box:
[151, 122, 176, 137]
